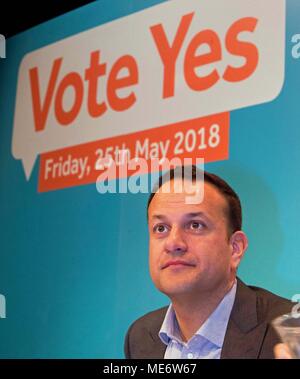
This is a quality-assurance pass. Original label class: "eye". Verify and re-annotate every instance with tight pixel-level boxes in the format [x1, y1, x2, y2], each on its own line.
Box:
[187, 221, 206, 231]
[153, 224, 168, 234]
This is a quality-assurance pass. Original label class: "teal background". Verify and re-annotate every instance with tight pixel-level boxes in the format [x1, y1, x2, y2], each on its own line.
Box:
[0, 0, 299, 358]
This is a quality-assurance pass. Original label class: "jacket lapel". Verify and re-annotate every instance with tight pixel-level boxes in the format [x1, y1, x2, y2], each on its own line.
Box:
[221, 278, 268, 359]
[144, 308, 168, 359]
[148, 331, 167, 358]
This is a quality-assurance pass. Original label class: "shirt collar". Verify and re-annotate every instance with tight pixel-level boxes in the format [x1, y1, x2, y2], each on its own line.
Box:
[159, 280, 237, 348]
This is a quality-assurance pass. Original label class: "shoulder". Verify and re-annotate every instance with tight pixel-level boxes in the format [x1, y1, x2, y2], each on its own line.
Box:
[238, 280, 294, 322]
[124, 306, 168, 358]
[126, 306, 168, 336]
[246, 282, 293, 320]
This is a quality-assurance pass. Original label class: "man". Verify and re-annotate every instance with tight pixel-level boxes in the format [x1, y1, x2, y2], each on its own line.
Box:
[124, 166, 294, 359]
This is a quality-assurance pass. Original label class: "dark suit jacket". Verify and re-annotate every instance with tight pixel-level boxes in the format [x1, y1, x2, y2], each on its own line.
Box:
[124, 278, 293, 359]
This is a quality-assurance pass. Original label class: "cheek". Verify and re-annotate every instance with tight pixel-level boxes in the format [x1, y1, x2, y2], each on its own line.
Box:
[149, 237, 163, 254]
[149, 241, 160, 270]
[192, 236, 231, 262]
[214, 246, 233, 270]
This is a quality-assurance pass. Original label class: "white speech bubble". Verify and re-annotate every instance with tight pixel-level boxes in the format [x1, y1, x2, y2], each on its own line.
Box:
[12, 0, 286, 180]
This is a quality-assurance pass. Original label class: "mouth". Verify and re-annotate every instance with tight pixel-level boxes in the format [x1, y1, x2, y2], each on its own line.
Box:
[162, 260, 196, 269]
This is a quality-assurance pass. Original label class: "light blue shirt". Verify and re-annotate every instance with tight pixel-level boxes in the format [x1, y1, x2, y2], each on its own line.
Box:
[159, 281, 237, 359]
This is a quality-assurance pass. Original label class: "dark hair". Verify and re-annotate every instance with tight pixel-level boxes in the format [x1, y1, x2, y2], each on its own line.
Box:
[147, 165, 242, 235]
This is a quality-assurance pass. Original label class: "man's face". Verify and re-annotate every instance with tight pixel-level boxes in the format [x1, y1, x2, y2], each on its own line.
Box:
[148, 179, 242, 298]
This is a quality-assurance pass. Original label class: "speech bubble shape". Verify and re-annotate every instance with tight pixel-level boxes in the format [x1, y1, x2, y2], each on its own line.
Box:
[12, 0, 285, 180]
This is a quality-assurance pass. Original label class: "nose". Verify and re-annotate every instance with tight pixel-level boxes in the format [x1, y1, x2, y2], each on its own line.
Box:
[164, 226, 187, 254]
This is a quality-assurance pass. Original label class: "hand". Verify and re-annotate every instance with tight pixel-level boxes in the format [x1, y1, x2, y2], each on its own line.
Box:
[274, 343, 293, 359]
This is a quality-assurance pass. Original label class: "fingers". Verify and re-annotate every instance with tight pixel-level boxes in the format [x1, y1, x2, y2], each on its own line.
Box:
[274, 343, 293, 359]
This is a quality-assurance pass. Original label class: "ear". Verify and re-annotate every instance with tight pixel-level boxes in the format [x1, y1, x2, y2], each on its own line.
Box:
[229, 231, 248, 271]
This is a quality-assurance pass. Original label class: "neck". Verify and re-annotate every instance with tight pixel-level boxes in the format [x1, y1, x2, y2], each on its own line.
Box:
[171, 279, 235, 342]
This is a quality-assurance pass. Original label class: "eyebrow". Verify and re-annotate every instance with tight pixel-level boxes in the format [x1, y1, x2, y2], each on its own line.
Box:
[151, 212, 206, 221]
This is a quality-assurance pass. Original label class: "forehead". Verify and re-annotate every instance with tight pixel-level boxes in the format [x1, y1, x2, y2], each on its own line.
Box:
[148, 179, 227, 219]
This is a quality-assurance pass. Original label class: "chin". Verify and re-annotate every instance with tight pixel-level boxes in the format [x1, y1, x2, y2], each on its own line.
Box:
[157, 281, 197, 296]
